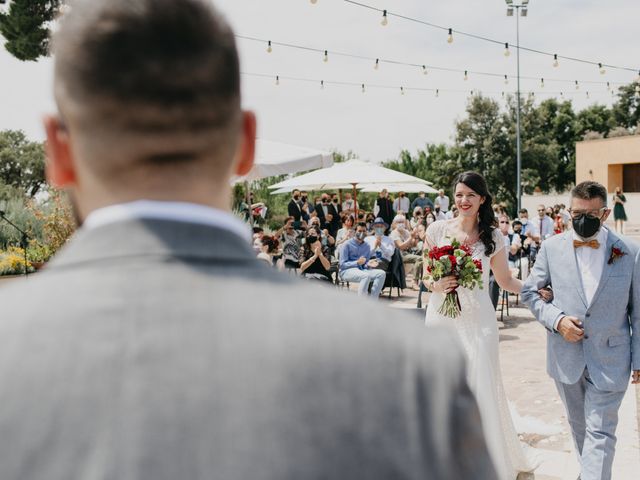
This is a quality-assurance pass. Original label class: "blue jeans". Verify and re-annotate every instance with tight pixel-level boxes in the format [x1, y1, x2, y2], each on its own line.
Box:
[339, 268, 386, 298]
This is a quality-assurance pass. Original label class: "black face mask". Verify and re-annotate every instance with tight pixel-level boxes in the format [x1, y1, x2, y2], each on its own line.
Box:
[301, 196, 307, 202]
[293, 195, 300, 201]
[307, 236, 318, 244]
[572, 214, 601, 239]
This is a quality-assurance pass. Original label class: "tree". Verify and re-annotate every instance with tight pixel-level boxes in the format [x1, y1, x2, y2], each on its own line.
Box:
[0, 0, 61, 61]
[0, 130, 46, 197]
[575, 104, 616, 138]
[612, 83, 640, 130]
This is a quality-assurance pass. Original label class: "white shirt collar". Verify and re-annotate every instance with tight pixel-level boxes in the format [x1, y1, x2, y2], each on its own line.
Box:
[83, 200, 251, 241]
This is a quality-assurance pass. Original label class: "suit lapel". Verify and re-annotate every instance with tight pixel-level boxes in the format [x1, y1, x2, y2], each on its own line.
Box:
[588, 231, 620, 308]
[564, 233, 589, 309]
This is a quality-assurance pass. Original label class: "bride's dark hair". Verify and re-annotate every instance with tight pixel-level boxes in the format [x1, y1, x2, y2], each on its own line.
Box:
[452, 171, 497, 255]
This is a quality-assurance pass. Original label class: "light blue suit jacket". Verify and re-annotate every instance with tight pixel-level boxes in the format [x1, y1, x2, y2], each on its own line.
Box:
[522, 229, 640, 392]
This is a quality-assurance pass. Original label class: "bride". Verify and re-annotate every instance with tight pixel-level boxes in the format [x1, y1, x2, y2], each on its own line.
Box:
[423, 171, 543, 480]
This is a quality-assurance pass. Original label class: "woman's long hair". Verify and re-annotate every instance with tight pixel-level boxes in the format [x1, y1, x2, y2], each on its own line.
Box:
[452, 171, 497, 255]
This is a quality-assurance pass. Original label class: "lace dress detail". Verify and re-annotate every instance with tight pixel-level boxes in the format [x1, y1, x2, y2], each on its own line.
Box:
[424, 220, 539, 480]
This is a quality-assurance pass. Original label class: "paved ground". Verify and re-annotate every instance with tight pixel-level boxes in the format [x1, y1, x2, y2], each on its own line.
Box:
[384, 281, 639, 479]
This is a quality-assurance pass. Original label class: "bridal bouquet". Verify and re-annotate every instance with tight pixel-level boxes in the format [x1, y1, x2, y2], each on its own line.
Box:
[424, 239, 483, 318]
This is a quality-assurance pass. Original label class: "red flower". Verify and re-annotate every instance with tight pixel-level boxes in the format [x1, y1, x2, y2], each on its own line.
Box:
[448, 255, 457, 266]
[608, 246, 627, 265]
[473, 259, 483, 271]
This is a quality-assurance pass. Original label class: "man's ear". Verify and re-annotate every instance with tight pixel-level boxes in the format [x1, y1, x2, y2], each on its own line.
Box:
[43, 115, 77, 188]
[234, 111, 256, 177]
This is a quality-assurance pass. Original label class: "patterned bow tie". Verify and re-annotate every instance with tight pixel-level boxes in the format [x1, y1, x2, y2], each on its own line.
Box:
[573, 239, 600, 249]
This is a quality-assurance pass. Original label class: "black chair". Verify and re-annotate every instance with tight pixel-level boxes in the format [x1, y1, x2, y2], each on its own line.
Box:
[382, 249, 406, 298]
[499, 289, 510, 321]
[416, 281, 429, 309]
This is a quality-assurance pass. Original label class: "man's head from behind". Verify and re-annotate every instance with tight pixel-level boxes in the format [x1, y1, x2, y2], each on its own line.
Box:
[45, 0, 254, 220]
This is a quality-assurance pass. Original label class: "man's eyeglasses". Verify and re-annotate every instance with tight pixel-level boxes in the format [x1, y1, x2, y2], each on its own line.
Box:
[568, 207, 607, 220]
[499, 221, 509, 224]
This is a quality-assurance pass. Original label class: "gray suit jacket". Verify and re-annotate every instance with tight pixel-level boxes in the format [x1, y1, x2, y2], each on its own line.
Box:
[522, 229, 640, 392]
[0, 219, 495, 479]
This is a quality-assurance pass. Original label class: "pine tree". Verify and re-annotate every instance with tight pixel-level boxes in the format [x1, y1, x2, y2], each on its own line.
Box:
[0, 0, 61, 61]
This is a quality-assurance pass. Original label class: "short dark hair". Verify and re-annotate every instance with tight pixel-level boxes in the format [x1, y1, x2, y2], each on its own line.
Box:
[571, 181, 607, 206]
[53, 0, 241, 177]
[356, 222, 367, 229]
[519, 208, 528, 214]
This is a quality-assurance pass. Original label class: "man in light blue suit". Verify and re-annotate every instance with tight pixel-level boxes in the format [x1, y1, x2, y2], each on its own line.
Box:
[522, 181, 640, 480]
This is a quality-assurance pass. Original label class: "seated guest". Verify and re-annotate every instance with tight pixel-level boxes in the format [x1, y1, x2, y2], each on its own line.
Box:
[279, 217, 302, 269]
[300, 227, 332, 282]
[424, 212, 437, 226]
[257, 235, 279, 266]
[339, 222, 386, 298]
[364, 213, 375, 233]
[364, 217, 395, 271]
[335, 215, 355, 248]
[410, 207, 423, 229]
[389, 215, 422, 287]
[252, 226, 264, 253]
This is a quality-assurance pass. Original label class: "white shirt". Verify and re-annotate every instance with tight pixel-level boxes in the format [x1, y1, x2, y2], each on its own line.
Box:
[393, 197, 410, 214]
[83, 200, 251, 240]
[533, 215, 555, 240]
[553, 227, 608, 330]
[365, 235, 395, 261]
[574, 227, 608, 306]
[435, 195, 450, 212]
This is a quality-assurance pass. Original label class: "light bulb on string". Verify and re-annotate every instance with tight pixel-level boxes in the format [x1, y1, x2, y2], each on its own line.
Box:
[447, 28, 453, 44]
[267, 41, 272, 53]
[607, 82, 610, 91]
[361, 84, 365, 94]
[504, 43, 510, 57]
[374, 58, 379, 70]
[501, 91, 505, 98]
[553, 54, 559, 68]
[560, 91, 564, 98]
[323, 50, 328, 63]
[320, 80, 324, 90]
[575, 80, 579, 90]
[435, 89, 439, 98]
[422, 65, 428, 75]
[464, 70, 468, 81]
[586, 91, 590, 99]
[381, 10, 388, 26]
[400, 87, 405, 96]
[310, 0, 318, 4]
[599, 63, 606, 75]
[540, 78, 545, 88]
[504, 75, 509, 85]
[275, 75, 279, 86]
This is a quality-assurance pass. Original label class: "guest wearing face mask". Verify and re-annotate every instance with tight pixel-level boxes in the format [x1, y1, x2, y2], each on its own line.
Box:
[339, 223, 386, 298]
[410, 207, 424, 229]
[390, 215, 422, 288]
[393, 191, 410, 215]
[365, 218, 395, 272]
[424, 212, 437, 226]
[300, 227, 333, 282]
[288, 189, 303, 223]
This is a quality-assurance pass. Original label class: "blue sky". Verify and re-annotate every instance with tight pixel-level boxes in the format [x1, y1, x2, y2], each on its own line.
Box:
[1, 0, 638, 162]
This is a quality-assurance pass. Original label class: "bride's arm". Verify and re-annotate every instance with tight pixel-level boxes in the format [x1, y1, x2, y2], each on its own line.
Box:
[490, 247, 522, 294]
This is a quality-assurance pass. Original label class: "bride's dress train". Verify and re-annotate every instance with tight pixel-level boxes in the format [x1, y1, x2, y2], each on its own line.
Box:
[424, 221, 540, 480]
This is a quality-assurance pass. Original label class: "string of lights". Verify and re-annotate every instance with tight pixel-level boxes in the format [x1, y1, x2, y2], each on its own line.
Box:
[341, 0, 640, 75]
[241, 71, 620, 100]
[235, 35, 634, 89]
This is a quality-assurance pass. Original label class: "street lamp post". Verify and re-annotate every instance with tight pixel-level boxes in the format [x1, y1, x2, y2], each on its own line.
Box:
[506, 0, 529, 213]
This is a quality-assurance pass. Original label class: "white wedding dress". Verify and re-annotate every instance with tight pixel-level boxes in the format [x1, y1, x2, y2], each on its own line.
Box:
[424, 221, 539, 480]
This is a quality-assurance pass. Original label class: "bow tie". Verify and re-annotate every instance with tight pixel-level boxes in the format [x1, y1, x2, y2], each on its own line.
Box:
[573, 239, 600, 249]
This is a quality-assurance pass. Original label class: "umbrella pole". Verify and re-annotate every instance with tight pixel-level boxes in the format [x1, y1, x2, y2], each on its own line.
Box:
[352, 183, 358, 220]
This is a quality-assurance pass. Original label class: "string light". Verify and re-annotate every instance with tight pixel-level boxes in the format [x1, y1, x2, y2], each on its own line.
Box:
[310, 0, 318, 4]
[501, 91, 505, 98]
[464, 70, 468, 81]
[401, 86, 405, 95]
[447, 28, 453, 44]
[553, 54, 559, 68]
[275, 75, 279, 86]
[422, 65, 428, 75]
[586, 91, 590, 99]
[374, 58, 379, 70]
[607, 82, 610, 91]
[540, 78, 545, 88]
[381, 9, 388, 26]
[575, 80, 579, 90]
[504, 75, 509, 85]
[320, 80, 324, 90]
[362, 83, 366, 93]
[504, 43, 510, 57]
[599, 63, 606, 75]
[435, 89, 439, 97]
[323, 50, 328, 63]
[267, 41, 272, 53]
[238, 35, 631, 90]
